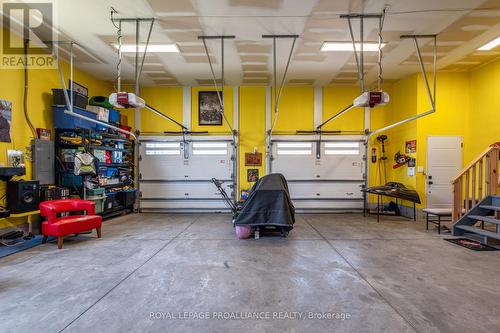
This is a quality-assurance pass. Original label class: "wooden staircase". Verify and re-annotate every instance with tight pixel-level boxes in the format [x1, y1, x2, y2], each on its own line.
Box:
[452, 144, 500, 243]
[453, 196, 500, 243]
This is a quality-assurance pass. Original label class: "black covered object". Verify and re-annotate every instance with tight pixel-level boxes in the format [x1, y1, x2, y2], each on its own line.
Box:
[234, 173, 295, 229]
[362, 182, 421, 203]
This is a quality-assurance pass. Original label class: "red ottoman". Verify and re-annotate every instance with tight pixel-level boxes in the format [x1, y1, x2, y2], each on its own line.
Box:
[39, 199, 102, 249]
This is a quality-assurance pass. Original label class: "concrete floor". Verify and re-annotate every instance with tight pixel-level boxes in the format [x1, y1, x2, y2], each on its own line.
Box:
[1, 213, 500, 333]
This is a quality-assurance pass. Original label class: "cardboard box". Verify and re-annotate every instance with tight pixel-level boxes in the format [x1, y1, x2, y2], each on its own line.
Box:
[120, 114, 128, 126]
[86, 105, 109, 122]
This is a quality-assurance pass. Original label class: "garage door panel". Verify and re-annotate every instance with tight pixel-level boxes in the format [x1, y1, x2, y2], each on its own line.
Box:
[181, 157, 232, 180]
[140, 158, 185, 179]
[293, 200, 364, 210]
[288, 182, 363, 199]
[141, 182, 233, 199]
[139, 136, 235, 212]
[319, 157, 363, 179]
[140, 200, 231, 210]
[271, 137, 365, 211]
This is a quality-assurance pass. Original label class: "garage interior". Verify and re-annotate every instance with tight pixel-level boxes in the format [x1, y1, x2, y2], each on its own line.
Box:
[0, 0, 499, 332]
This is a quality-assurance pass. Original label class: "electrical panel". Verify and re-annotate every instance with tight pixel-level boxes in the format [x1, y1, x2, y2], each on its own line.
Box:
[32, 139, 54, 185]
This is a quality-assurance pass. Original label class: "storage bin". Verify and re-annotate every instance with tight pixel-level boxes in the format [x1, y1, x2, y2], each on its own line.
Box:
[52, 89, 88, 109]
[87, 187, 105, 196]
[104, 192, 119, 210]
[122, 189, 136, 207]
[109, 109, 121, 123]
[88, 96, 113, 109]
[87, 195, 106, 214]
[53, 106, 96, 130]
[105, 167, 118, 177]
[61, 173, 82, 188]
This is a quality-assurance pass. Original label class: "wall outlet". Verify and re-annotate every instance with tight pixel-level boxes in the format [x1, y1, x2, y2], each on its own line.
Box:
[417, 166, 424, 173]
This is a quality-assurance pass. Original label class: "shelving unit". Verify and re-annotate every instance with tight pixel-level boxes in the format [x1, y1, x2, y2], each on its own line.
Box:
[55, 127, 136, 219]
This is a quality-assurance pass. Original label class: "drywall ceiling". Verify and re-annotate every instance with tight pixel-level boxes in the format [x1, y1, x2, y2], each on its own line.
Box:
[18, 0, 500, 86]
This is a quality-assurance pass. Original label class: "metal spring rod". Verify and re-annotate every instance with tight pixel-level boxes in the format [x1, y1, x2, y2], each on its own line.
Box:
[135, 20, 139, 95]
[360, 16, 364, 92]
[433, 36, 437, 106]
[316, 104, 355, 130]
[368, 34, 438, 138]
[200, 37, 234, 132]
[276, 37, 297, 111]
[117, 20, 122, 92]
[138, 19, 155, 84]
[270, 35, 298, 132]
[273, 37, 277, 121]
[347, 17, 362, 93]
[221, 37, 224, 110]
[414, 37, 435, 108]
[70, 42, 73, 109]
[145, 104, 187, 130]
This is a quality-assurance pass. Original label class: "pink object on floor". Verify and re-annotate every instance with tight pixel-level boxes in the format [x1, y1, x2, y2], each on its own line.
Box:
[235, 226, 252, 239]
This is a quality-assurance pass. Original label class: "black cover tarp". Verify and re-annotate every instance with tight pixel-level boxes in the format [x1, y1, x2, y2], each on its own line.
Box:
[234, 173, 295, 229]
[362, 182, 421, 203]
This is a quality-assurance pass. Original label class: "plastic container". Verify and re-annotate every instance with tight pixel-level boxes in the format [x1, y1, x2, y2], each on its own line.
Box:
[109, 109, 121, 123]
[52, 89, 88, 109]
[122, 189, 136, 207]
[104, 192, 119, 210]
[88, 96, 112, 109]
[61, 173, 82, 188]
[87, 187, 105, 196]
[53, 106, 97, 130]
[235, 226, 252, 239]
[87, 195, 106, 214]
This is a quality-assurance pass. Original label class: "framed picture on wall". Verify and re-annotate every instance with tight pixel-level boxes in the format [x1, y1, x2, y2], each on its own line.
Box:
[69, 80, 88, 97]
[198, 91, 223, 126]
[247, 169, 259, 182]
[0, 99, 12, 143]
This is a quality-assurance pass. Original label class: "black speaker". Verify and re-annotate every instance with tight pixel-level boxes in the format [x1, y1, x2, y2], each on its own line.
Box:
[7, 180, 40, 214]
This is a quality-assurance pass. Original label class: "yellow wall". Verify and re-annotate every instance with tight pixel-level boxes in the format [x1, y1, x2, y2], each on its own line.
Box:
[139, 87, 183, 133]
[271, 86, 314, 132]
[238, 87, 266, 192]
[414, 72, 471, 207]
[323, 86, 364, 132]
[466, 58, 500, 162]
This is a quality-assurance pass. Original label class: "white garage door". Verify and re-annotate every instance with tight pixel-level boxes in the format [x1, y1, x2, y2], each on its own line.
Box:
[138, 135, 235, 212]
[270, 135, 365, 211]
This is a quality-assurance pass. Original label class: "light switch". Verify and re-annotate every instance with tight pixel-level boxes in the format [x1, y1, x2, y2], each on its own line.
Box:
[417, 166, 424, 173]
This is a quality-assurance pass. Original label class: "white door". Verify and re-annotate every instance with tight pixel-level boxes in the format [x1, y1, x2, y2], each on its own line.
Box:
[138, 135, 235, 212]
[426, 136, 463, 208]
[271, 135, 365, 211]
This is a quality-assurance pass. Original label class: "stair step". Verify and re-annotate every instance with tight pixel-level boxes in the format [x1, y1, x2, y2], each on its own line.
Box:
[469, 215, 500, 225]
[455, 225, 500, 240]
[479, 205, 500, 212]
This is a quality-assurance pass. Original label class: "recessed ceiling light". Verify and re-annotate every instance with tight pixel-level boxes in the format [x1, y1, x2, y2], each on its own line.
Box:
[321, 42, 386, 52]
[113, 44, 180, 53]
[477, 36, 500, 51]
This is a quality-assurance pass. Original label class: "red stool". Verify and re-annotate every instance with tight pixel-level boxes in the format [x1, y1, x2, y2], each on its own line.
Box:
[39, 199, 102, 249]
